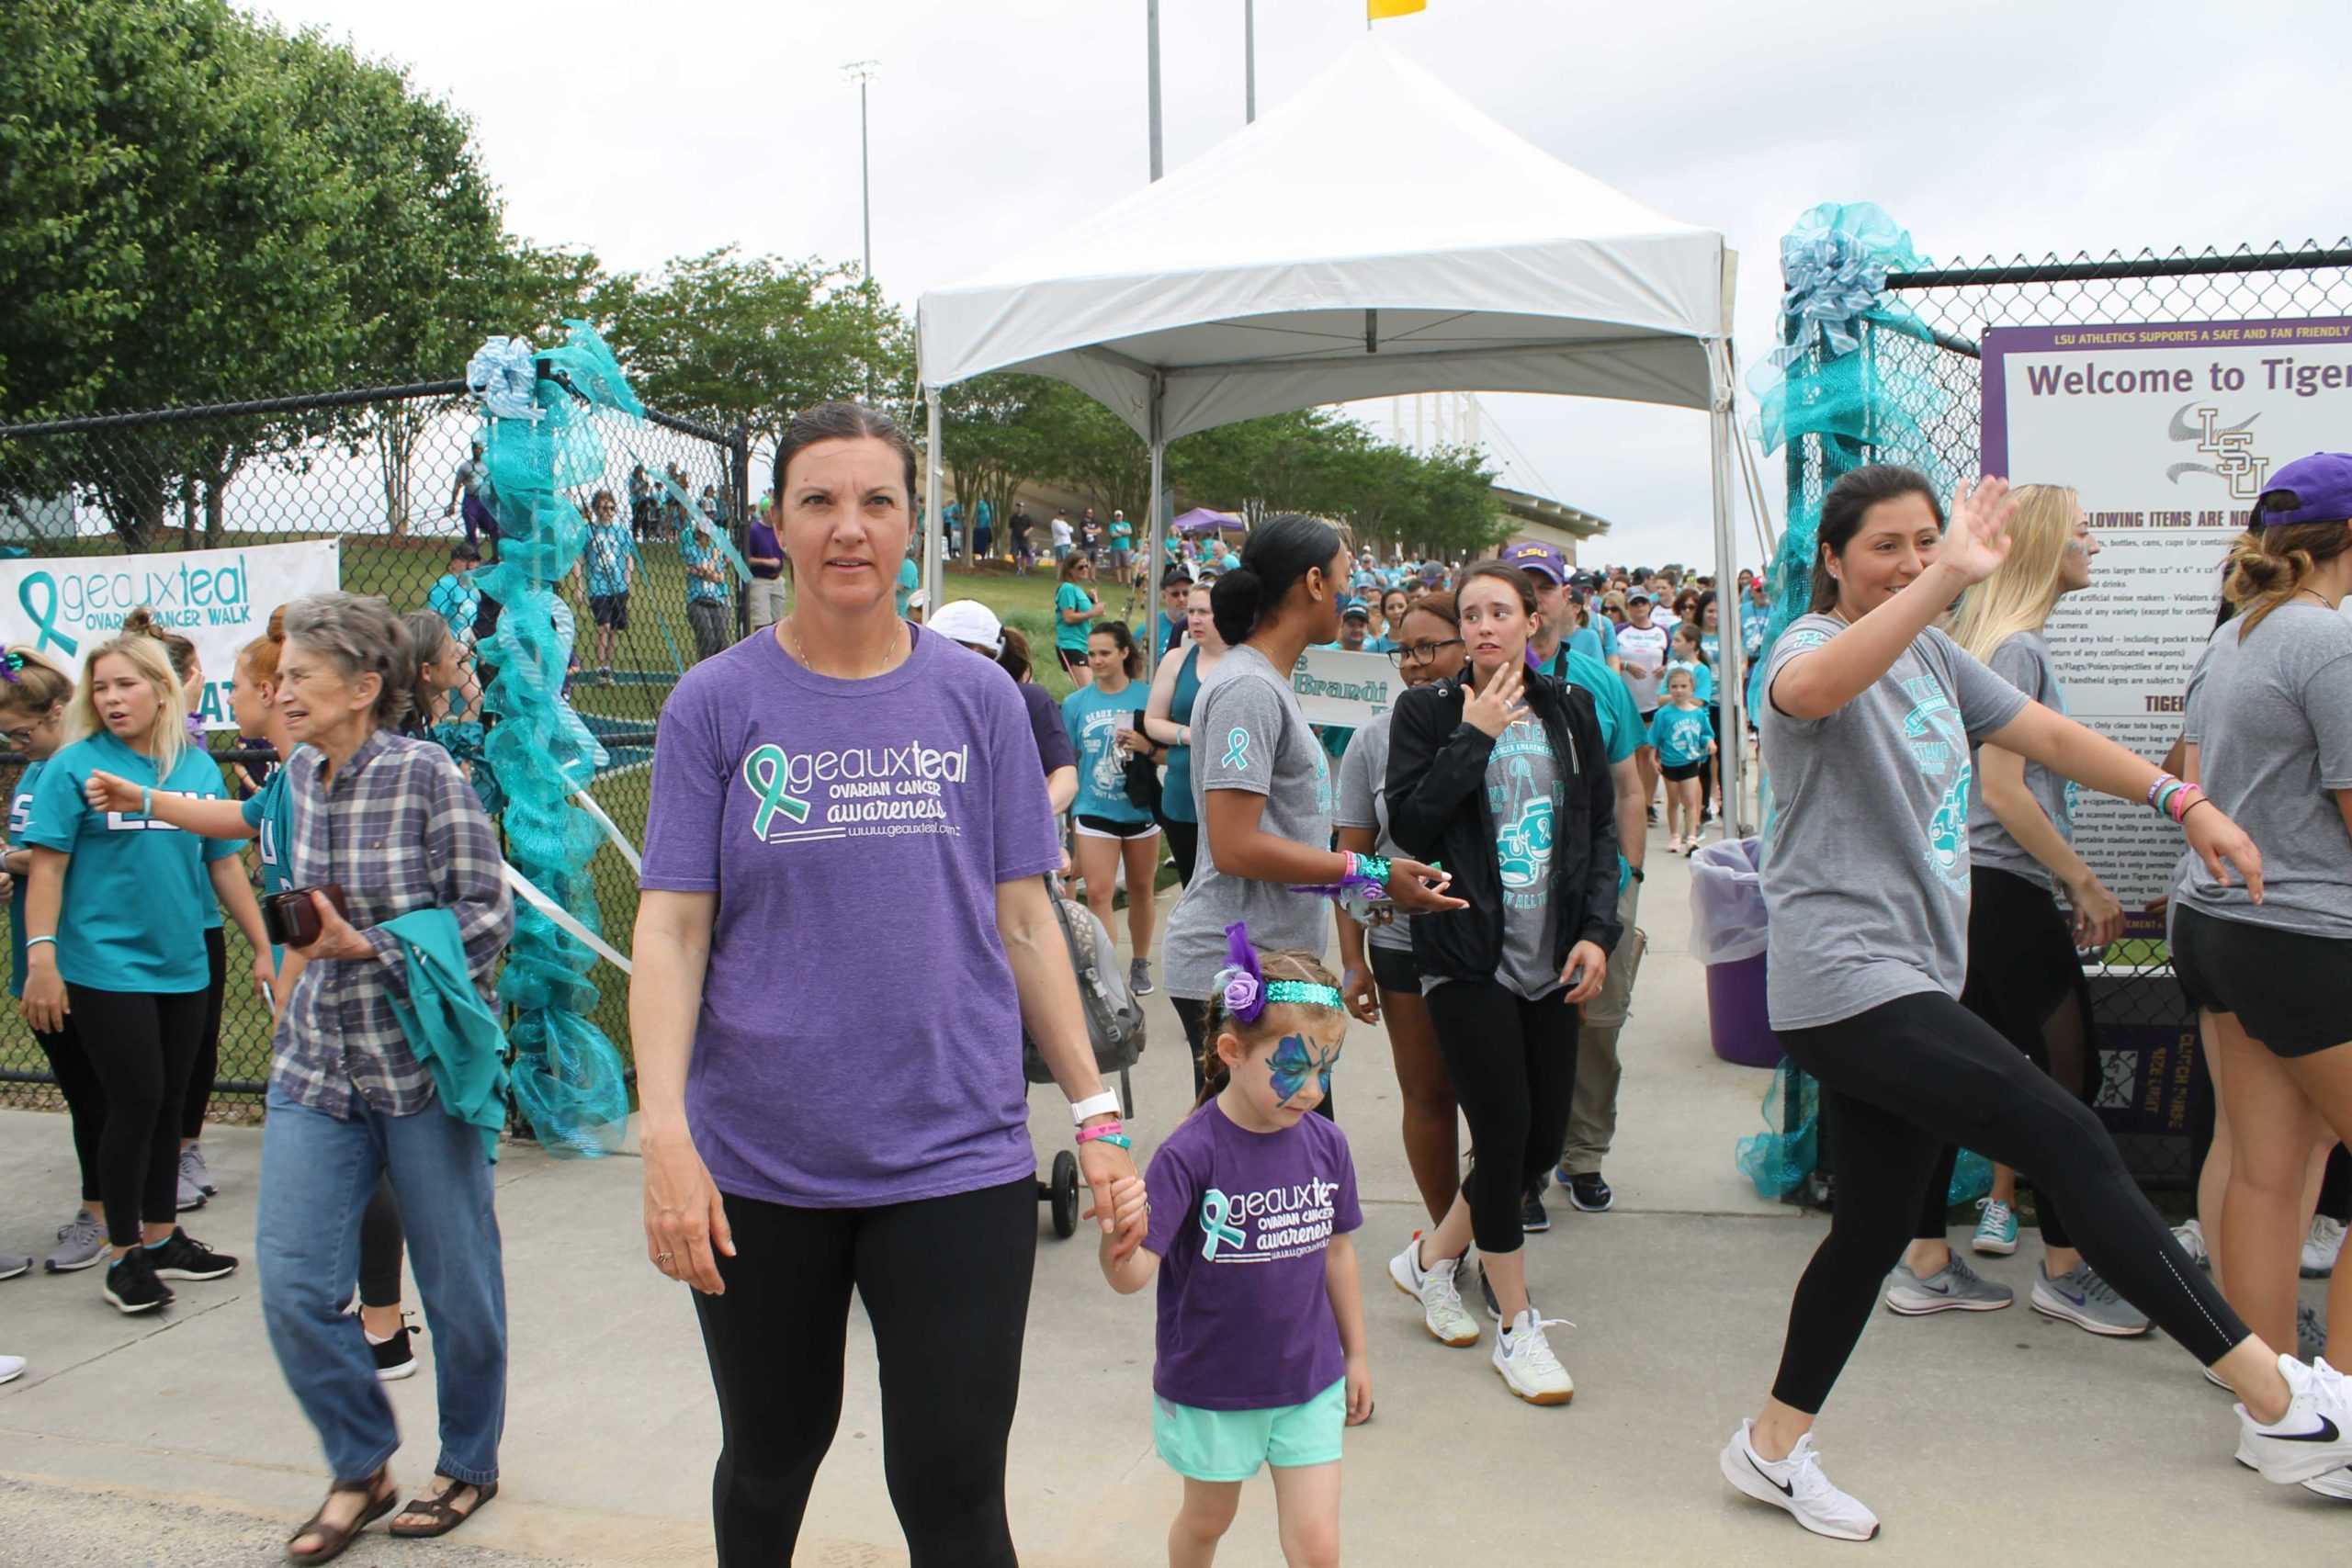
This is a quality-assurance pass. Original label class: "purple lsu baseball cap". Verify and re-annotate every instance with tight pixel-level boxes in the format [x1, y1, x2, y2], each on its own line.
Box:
[1502, 539, 1570, 583]
[2259, 453, 2352, 525]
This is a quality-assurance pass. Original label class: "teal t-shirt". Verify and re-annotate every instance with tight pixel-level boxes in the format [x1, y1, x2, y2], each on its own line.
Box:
[242, 766, 299, 967]
[1062, 682, 1151, 824]
[895, 557, 921, 616]
[8, 759, 45, 998]
[25, 734, 240, 993]
[1537, 646, 1639, 765]
[1650, 702, 1717, 767]
[683, 525, 730, 604]
[1110, 518, 1133, 547]
[1055, 581, 1097, 652]
[584, 520, 633, 598]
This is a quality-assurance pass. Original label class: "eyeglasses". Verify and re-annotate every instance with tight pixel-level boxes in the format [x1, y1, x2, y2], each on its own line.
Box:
[1386, 637, 1464, 668]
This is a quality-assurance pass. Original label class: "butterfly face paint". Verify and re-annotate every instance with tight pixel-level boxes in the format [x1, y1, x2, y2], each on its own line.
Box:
[1268, 1032, 1342, 1108]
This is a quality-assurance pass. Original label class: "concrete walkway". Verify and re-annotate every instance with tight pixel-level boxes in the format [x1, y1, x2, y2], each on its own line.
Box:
[0, 828, 2336, 1566]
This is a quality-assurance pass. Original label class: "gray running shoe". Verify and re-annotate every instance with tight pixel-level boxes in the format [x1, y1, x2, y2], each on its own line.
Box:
[1127, 957, 1155, 998]
[175, 1158, 206, 1213]
[44, 1210, 105, 1273]
[1884, 1254, 2014, 1314]
[2030, 1260, 2150, 1337]
[0, 1252, 28, 1280]
[181, 1140, 217, 1197]
[2301, 1303, 2329, 1364]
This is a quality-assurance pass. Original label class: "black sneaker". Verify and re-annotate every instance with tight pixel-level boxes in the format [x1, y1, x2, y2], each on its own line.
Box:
[371, 1323, 421, 1382]
[1521, 1188, 1551, 1234]
[1476, 1260, 1543, 1323]
[149, 1228, 239, 1281]
[102, 1248, 174, 1314]
[1645, 806, 1659, 825]
[1566, 1172, 1615, 1213]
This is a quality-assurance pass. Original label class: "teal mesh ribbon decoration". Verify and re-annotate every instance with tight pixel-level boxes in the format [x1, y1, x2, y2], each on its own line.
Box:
[1736, 1062, 1817, 1200]
[468, 321, 639, 1157]
[1745, 202, 1947, 703]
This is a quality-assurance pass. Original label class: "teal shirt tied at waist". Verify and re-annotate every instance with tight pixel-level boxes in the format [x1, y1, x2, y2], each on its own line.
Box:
[377, 908, 510, 1162]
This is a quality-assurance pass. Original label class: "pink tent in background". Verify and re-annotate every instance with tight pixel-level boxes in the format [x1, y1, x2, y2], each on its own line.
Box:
[1172, 507, 1246, 535]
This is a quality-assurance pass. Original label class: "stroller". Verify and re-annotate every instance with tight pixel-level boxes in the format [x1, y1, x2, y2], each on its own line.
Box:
[1022, 875, 1145, 1237]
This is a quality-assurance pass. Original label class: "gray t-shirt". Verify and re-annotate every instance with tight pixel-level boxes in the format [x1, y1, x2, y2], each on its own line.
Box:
[1964, 631, 2074, 892]
[1161, 643, 1336, 998]
[1471, 714, 1564, 1000]
[1758, 613, 2030, 1030]
[1334, 710, 1411, 954]
[2172, 602, 2352, 938]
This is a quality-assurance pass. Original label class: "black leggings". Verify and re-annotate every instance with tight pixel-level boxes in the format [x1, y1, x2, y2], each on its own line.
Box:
[1172, 996, 1337, 1122]
[35, 1014, 105, 1203]
[182, 927, 226, 1140]
[69, 984, 208, 1247]
[1771, 991, 2247, 1413]
[1916, 866, 2093, 1249]
[693, 1177, 1035, 1568]
[1160, 817, 1200, 887]
[358, 1175, 407, 1310]
[1425, 980, 1578, 1256]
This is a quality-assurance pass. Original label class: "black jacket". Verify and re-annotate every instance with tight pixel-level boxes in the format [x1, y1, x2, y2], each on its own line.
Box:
[1385, 667, 1623, 987]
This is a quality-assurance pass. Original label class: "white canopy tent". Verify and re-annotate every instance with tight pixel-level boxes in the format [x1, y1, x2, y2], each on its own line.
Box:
[916, 35, 1750, 824]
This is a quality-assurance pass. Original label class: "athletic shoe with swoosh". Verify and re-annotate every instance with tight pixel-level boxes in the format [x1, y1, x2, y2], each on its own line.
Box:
[2030, 1260, 2150, 1337]
[2237, 1354, 2352, 1485]
[1883, 1254, 2013, 1314]
[1718, 1419, 1879, 1541]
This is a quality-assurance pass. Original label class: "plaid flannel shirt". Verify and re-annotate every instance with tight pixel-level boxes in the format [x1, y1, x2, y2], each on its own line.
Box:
[270, 729, 512, 1117]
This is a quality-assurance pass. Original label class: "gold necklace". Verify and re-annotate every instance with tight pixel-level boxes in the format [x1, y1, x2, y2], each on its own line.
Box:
[783, 615, 905, 681]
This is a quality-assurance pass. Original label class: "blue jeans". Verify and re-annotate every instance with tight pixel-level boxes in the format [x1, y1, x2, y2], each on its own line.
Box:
[258, 1085, 507, 1484]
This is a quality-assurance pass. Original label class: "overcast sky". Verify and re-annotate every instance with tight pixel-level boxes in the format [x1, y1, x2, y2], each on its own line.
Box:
[254, 0, 2351, 571]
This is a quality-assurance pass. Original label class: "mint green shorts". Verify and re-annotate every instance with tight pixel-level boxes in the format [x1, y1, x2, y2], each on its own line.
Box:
[1152, 1378, 1346, 1482]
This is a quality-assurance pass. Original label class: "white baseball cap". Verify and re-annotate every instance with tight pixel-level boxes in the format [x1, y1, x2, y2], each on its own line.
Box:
[929, 598, 1001, 652]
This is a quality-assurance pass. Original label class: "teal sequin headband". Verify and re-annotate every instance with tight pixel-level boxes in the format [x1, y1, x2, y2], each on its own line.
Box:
[1213, 921, 1345, 1021]
[1262, 980, 1343, 1010]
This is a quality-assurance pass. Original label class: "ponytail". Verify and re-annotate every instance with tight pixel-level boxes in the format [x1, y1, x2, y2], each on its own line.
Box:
[1210, 513, 1345, 647]
[2227, 504, 2352, 637]
[0, 646, 74, 724]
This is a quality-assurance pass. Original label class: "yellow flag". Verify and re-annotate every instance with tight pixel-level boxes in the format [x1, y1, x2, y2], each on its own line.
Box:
[1369, 0, 1427, 18]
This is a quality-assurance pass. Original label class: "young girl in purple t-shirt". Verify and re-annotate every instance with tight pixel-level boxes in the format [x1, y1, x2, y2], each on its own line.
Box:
[1097, 923, 1370, 1566]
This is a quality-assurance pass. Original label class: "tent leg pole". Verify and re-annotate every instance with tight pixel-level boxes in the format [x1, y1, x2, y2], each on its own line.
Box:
[1707, 344, 1747, 840]
[924, 389, 943, 618]
[1145, 440, 1165, 678]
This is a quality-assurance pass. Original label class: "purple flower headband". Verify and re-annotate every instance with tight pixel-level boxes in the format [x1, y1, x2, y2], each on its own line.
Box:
[1209, 920, 1342, 1022]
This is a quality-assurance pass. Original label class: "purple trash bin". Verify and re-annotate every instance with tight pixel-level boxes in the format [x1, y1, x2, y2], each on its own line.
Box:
[1704, 953, 1784, 1068]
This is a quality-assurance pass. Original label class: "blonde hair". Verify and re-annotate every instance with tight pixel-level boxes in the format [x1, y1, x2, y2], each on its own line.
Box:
[0, 646, 75, 724]
[68, 634, 187, 774]
[1952, 484, 2080, 663]
[119, 605, 199, 683]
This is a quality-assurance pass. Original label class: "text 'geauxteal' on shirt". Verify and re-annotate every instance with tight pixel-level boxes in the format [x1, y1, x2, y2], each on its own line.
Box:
[24, 732, 242, 993]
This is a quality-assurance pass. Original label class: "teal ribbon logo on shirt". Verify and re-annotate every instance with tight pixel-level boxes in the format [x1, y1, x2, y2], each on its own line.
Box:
[1222, 728, 1250, 771]
[1199, 1188, 1247, 1258]
[17, 573, 78, 658]
[741, 744, 810, 839]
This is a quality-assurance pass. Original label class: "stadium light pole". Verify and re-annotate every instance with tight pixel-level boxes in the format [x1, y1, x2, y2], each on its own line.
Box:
[842, 61, 879, 278]
[1245, 0, 1256, 123]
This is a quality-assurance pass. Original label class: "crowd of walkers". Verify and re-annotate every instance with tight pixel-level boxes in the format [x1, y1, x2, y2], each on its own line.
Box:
[3, 398, 2348, 1565]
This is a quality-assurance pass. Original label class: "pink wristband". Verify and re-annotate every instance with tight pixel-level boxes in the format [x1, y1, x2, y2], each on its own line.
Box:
[1076, 1121, 1126, 1145]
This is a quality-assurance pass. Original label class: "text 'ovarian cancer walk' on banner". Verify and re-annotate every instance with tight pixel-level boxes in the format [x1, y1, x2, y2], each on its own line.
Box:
[1982, 316, 2352, 907]
[0, 540, 342, 731]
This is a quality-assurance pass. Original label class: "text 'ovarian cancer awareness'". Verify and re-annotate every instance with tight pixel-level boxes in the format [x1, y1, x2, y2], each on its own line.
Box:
[741, 738, 971, 844]
[1198, 1179, 1342, 1262]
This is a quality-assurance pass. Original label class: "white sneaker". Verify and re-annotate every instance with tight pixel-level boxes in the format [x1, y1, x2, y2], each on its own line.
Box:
[2304, 1215, 2346, 1279]
[1388, 1239, 1479, 1348]
[1719, 1419, 1881, 1541]
[181, 1141, 217, 1197]
[0, 1354, 24, 1386]
[1491, 1308, 1574, 1405]
[2236, 1427, 2352, 1499]
[2237, 1354, 2352, 1485]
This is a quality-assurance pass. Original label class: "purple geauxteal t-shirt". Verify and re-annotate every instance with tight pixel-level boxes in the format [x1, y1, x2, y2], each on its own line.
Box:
[1142, 1100, 1362, 1411]
[639, 625, 1062, 1207]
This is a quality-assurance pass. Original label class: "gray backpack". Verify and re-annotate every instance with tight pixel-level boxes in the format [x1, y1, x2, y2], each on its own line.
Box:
[1022, 877, 1146, 1084]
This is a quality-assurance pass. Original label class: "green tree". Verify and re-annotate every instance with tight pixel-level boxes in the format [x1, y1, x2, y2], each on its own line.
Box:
[594, 250, 914, 448]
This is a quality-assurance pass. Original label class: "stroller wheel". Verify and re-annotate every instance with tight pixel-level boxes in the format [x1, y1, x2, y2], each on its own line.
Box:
[1049, 1150, 1080, 1239]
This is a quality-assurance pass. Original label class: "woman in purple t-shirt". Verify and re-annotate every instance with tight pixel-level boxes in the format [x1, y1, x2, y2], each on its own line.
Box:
[632, 401, 1144, 1568]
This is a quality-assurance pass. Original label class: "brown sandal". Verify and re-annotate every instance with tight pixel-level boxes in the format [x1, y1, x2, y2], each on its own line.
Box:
[389, 1476, 499, 1539]
[286, 1468, 398, 1565]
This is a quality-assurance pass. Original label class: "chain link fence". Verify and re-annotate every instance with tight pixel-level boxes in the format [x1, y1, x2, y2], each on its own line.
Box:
[0, 383, 751, 1111]
[1872, 239, 2352, 1190]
